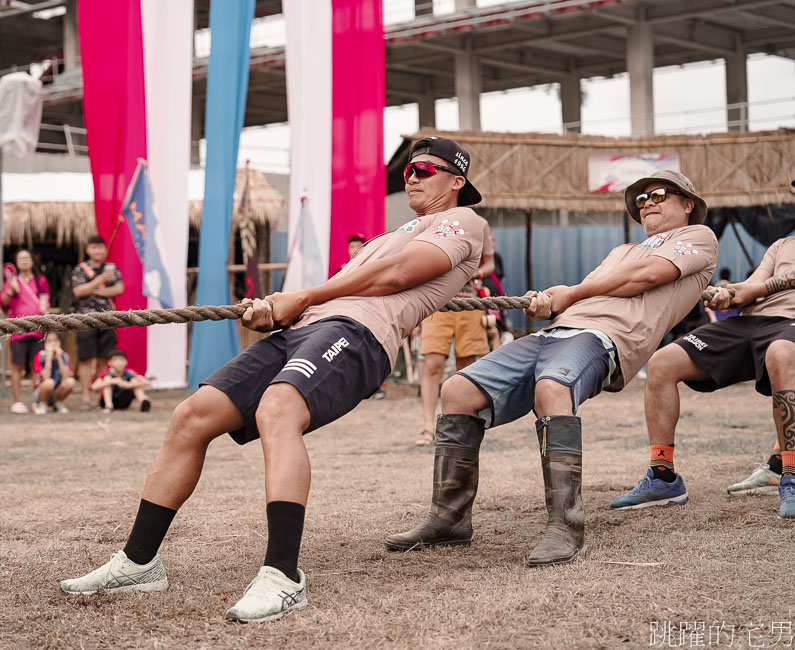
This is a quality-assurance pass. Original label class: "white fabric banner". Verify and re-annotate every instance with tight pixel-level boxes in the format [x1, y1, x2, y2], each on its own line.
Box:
[283, 0, 332, 292]
[0, 72, 42, 157]
[141, 0, 193, 388]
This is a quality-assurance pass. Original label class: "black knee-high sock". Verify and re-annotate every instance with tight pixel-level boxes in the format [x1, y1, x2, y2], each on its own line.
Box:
[123, 499, 177, 565]
[263, 501, 305, 583]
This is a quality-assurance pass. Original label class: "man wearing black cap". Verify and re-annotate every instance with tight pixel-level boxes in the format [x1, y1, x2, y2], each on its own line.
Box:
[386, 169, 718, 567]
[411, 138, 495, 446]
[60, 136, 492, 623]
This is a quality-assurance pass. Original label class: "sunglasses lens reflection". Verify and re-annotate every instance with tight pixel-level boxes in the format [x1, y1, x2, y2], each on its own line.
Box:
[404, 162, 437, 182]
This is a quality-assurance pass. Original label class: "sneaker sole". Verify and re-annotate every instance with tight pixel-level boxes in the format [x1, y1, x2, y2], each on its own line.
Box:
[61, 578, 169, 595]
[727, 486, 779, 496]
[610, 494, 688, 510]
[225, 598, 307, 623]
[384, 538, 472, 552]
[528, 545, 587, 568]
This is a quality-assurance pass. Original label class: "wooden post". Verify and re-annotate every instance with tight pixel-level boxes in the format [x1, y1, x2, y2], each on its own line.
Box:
[623, 210, 631, 244]
[525, 208, 533, 335]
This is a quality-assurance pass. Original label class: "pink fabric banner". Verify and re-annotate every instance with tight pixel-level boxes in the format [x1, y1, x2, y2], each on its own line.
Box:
[329, 0, 385, 276]
[78, 0, 147, 373]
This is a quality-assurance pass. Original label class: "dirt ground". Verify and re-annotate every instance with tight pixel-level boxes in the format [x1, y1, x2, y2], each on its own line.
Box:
[1, 377, 792, 649]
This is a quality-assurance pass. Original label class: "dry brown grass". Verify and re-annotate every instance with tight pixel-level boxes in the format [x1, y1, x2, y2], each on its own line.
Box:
[1, 380, 792, 649]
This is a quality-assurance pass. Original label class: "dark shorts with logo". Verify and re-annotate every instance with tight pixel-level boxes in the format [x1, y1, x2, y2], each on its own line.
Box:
[675, 316, 795, 396]
[201, 317, 390, 444]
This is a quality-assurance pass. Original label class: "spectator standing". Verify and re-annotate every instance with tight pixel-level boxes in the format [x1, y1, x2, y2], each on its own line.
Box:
[71, 236, 124, 409]
[1, 249, 50, 413]
[33, 332, 76, 414]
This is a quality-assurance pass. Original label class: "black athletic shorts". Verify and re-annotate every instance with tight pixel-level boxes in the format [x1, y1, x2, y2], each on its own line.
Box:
[201, 316, 391, 445]
[675, 315, 795, 396]
[10, 336, 43, 369]
[77, 328, 118, 361]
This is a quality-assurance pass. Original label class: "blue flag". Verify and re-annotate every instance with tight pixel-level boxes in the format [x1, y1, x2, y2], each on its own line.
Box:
[121, 159, 175, 309]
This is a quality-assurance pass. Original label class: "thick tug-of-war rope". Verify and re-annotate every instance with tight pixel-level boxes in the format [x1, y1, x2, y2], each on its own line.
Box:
[0, 289, 734, 337]
[0, 296, 536, 336]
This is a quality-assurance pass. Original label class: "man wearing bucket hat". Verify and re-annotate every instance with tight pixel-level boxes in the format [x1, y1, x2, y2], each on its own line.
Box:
[410, 137, 496, 447]
[386, 169, 717, 566]
[611, 180, 795, 519]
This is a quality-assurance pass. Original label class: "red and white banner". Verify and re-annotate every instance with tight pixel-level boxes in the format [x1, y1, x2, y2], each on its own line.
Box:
[588, 153, 681, 193]
[79, 0, 192, 386]
[283, 0, 385, 290]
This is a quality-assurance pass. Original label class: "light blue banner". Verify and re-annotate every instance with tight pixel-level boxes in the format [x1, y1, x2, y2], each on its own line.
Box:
[188, 0, 255, 388]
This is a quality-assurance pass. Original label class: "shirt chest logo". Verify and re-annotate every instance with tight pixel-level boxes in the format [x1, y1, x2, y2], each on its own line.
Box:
[434, 219, 465, 239]
[397, 218, 421, 234]
[638, 233, 666, 250]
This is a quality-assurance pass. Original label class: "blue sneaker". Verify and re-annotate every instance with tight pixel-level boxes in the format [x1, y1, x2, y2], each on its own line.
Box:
[779, 475, 795, 519]
[610, 468, 689, 510]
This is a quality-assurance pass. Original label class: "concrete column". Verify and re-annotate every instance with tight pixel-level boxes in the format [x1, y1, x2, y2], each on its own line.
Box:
[62, 0, 79, 71]
[455, 44, 481, 131]
[415, 0, 432, 17]
[560, 74, 581, 133]
[626, 21, 654, 136]
[725, 49, 748, 131]
[417, 95, 436, 128]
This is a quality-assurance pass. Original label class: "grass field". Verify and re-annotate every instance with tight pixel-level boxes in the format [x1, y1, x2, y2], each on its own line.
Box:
[1, 379, 792, 649]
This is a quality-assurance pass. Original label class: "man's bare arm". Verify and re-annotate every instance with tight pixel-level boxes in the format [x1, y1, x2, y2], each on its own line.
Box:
[545, 256, 681, 315]
[264, 241, 454, 326]
[764, 270, 795, 296]
[704, 268, 774, 310]
[95, 283, 125, 298]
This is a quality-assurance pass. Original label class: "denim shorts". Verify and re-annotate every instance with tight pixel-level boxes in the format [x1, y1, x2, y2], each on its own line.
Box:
[458, 331, 616, 428]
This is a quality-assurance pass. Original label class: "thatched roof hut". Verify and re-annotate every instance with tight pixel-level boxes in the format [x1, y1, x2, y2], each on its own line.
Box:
[2, 167, 283, 248]
[402, 128, 795, 213]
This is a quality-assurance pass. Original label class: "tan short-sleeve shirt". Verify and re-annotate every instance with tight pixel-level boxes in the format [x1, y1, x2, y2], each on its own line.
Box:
[741, 237, 795, 319]
[293, 207, 485, 367]
[548, 225, 718, 390]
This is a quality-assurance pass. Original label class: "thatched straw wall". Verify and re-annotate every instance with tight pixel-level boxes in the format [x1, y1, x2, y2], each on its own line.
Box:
[2, 168, 283, 247]
[413, 128, 795, 213]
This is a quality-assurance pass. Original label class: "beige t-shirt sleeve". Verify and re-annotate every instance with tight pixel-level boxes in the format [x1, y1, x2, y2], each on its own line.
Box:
[755, 240, 780, 276]
[413, 207, 483, 269]
[482, 221, 495, 258]
[649, 225, 718, 279]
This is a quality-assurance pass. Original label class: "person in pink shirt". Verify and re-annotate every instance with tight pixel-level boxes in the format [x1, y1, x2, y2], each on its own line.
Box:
[1, 249, 50, 414]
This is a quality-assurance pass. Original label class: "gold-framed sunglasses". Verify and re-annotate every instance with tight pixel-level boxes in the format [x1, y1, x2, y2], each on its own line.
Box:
[634, 187, 684, 209]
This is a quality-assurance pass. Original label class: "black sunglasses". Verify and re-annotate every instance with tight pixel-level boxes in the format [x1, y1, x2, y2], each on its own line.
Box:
[634, 187, 685, 209]
[404, 161, 461, 182]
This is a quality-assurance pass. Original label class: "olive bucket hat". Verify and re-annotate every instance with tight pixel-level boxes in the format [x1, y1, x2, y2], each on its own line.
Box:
[624, 169, 707, 225]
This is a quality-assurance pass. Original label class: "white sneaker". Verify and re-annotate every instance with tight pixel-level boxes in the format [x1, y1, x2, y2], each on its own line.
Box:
[55, 403, 70, 414]
[727, 464, 781, 496]
[60, 550, 169, 595]
[10, 401, 29, 414]
[33, 402, 48, 415]
[225, 566, 307, 623]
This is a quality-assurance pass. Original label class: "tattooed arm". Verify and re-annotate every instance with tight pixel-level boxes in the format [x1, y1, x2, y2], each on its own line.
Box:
[764, 270, 795, 297]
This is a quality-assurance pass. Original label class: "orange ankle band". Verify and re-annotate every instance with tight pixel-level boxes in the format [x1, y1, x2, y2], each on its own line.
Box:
[650, 445, 675, 471]
[782, 450, 795, 475]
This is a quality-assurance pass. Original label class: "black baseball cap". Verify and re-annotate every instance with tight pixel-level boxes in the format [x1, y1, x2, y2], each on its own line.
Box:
[409, 136, 482, 206]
